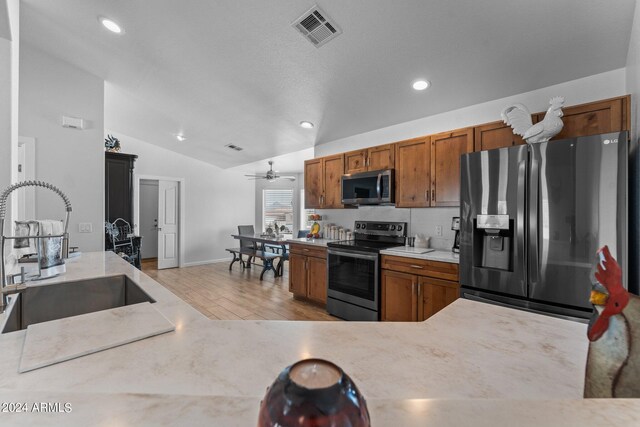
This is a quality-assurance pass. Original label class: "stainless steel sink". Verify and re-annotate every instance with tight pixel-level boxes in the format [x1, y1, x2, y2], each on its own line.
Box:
[1, 275, 155, 334]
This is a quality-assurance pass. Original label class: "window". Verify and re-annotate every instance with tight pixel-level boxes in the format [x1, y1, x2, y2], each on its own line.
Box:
[300, 189, 316, 231]
[263, 189, 293, 234]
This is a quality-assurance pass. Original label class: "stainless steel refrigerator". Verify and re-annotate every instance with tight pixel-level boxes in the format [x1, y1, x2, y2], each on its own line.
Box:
[460, 131, 629, 321]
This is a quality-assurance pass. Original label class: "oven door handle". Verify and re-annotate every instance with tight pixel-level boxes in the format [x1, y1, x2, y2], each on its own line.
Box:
[327, 249, 379, 261]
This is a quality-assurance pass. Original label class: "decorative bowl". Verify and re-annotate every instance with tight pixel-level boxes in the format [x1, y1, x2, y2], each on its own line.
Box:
[258, 358, 370, 427]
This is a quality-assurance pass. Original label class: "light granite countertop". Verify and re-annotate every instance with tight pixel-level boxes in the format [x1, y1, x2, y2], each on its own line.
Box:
[380, 248, 460, 264]
[287, 237, 337, 247]
[0, 252, 636, 425]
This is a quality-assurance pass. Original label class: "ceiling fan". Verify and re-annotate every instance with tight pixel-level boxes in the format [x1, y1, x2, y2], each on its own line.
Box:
[245, 161, 296, 182]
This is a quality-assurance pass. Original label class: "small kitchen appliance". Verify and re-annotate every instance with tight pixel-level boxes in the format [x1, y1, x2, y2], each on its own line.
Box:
[341, 170, 394, 205]
[451, 217, 460, 253]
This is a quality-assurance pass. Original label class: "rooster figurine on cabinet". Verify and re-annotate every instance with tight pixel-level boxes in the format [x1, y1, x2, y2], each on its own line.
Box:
[584, 245, 640, 398]
[501, 97, 565, 144]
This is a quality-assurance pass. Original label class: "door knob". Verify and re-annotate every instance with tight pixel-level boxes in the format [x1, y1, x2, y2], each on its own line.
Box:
[157, 227, 162, 231]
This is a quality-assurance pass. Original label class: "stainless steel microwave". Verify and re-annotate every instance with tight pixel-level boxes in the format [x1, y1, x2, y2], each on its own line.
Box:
[341, 169, 394, 205]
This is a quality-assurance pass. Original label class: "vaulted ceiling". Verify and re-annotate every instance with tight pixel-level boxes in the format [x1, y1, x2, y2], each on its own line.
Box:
[21, 0, 636, 168]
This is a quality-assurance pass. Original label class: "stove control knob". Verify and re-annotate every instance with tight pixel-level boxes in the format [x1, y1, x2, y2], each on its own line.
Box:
[356, 223, 361, 229]
[397, 225, 403, 232]
[390, 225, 396, 230]
[361, 224, 366, 229]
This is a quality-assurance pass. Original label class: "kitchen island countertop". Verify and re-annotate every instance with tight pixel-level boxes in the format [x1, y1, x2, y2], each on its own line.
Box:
[0, 252, 636, 425]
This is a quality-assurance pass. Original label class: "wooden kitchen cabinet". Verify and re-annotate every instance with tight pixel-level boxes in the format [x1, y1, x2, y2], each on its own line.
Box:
[289, 253, 308, 296]
[534, 95, 630, 141]
[430, 128, 474, 207]
[304, 154, 344, 209]
[307, 257, 327, 304]
[289, 244, 327, 305]
[418, 276, 460, 321]
[381, 255, 459, 322]
[381, 269, 418, 321]
[395, 137, 431, 208]
[344, 149, 368, 174]
[474, 121, 525, 151]
[367, 144, 395, 170]
[304, 158, 323, 209]
[344, 144, 395, 174]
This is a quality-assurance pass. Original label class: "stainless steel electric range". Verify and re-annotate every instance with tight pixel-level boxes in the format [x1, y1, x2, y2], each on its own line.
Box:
[326, 221, 407, 321]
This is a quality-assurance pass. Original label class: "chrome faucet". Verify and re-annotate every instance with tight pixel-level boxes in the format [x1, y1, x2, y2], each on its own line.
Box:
[0, 181, 73, 313]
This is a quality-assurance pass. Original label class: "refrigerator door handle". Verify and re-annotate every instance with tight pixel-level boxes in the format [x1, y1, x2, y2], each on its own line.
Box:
[516, 158, 527, 291]
[529, 153, 539, 288]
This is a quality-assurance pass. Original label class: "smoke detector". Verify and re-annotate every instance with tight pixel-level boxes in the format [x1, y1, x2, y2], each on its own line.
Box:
[292, 5, 342, 48]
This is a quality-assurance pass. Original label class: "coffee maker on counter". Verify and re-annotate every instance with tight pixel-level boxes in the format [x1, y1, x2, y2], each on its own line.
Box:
[451, 217, 460, 253]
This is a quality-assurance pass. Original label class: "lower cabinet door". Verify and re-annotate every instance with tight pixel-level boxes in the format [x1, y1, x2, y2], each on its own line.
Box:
[381, 269, 417, 321]
[418, 277, 459, 321]
[307, 256, 327, 304]
[289, 253, 307, 297]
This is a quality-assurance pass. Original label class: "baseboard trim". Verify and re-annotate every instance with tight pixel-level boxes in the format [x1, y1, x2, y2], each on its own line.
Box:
[182, 258, 228, 267]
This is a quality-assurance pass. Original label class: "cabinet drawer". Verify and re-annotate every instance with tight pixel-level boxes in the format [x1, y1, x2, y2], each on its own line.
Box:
[289, 244, 327, 259]
[381, 255, 459, 281]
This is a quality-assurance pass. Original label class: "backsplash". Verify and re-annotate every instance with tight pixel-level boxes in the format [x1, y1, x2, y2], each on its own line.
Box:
[317, 206, 459, 250]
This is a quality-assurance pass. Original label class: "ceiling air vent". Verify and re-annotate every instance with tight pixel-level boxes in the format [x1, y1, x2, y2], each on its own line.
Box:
[225, 144, 243, 151]
[292, 5, 342, 48]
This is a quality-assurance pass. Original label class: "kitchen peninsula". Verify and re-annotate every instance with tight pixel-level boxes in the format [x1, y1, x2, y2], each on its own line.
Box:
[0, 253, 638, 425]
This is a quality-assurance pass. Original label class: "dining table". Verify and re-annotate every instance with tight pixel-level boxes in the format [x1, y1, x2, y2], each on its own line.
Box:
[230, 233, 291, 279]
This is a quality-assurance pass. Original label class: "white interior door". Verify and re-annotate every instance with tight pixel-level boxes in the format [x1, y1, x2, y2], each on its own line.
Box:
[157, 180, 179, 269]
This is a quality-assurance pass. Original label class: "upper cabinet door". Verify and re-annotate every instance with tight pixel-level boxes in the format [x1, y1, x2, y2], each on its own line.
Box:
[536, 96, 630, 141]
[367, 144, 395, 170]
[323, 154, 345, 208]
[304, 159, 323, 209]
[474, 121, 525, 151]
[431, 128, 474, 207]
[395, 137, 431, 208]
[344, 149, 368, 174]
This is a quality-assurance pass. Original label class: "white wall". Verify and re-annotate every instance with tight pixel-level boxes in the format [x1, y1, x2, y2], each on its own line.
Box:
[315, 69, 628, 249]
[19, 43, 104, 252]
[107, 131, 255, 266]
[0, 0, 18, 226]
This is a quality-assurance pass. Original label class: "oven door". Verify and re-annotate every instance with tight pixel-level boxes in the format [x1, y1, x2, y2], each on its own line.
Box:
[327, 248, 379, 311]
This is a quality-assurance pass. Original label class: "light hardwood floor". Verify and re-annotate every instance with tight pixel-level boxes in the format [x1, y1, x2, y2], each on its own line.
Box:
[142, 258, 339, 321]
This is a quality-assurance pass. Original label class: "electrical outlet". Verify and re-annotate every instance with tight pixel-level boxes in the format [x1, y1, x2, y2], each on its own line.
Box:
[79, 223, 93, 233]
[435, 225, 443, 236]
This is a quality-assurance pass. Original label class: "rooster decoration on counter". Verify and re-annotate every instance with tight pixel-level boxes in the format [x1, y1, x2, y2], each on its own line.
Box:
[501, 97, 565, 144]
[584, 246, 640, 398]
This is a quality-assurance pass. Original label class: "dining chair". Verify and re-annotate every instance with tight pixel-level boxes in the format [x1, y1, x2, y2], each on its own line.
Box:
[237, 225, 256, 267]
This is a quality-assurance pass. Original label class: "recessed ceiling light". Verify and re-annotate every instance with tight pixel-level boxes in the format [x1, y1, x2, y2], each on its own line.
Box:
[175, 134, 187, 142]
[300, 121, 314, 129]
[412, 80, 430, 91]
[99, 17, 123, 34]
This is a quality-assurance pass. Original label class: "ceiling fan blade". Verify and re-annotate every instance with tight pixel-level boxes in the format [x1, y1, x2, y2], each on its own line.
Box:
[276, 176, 297, 181]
